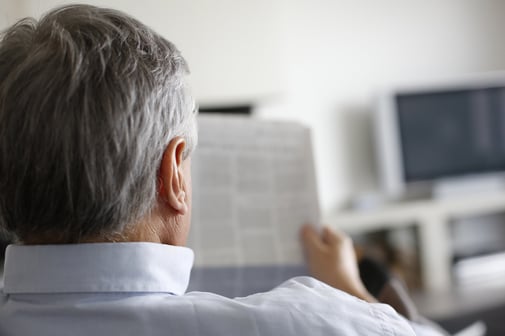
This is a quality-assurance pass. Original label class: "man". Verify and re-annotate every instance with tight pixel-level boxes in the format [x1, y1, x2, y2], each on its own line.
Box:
[0, 5, 443, 335]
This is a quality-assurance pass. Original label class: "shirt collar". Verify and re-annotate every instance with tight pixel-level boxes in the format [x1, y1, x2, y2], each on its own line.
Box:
[2, 242, 194, 295]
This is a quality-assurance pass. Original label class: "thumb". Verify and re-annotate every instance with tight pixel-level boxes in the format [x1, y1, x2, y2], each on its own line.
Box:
[300, 224, 324, 251]
[321, 226, 341, 245]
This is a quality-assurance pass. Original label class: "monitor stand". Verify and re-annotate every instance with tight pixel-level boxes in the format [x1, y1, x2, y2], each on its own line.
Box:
[433, 175, 505, 200]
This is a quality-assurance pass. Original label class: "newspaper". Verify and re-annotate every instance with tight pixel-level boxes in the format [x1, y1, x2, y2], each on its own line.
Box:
[188, 115, 319, 297]
[187, 115, 320, 296]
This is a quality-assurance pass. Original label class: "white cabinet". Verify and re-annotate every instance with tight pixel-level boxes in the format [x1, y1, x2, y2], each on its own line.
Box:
[324, 192, 505, 292]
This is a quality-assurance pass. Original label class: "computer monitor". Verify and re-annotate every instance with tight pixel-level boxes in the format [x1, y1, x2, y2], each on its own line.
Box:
[375, 73, 505, 198]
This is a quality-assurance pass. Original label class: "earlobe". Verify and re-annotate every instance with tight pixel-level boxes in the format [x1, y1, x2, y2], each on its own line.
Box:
[158, 137, 188, 215]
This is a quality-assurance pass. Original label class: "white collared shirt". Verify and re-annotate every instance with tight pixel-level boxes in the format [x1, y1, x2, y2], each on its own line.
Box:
[0, 243, 438, 336]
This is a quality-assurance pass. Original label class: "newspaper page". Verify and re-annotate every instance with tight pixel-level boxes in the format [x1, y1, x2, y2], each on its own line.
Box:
[187, 115, 320, 296]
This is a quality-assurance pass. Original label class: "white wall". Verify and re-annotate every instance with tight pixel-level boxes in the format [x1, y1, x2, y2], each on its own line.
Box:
[5, 0, 284, 105]
[258, 0, 505, 211]
[0, 0, 26, 29]
[4, 0, 505, 212]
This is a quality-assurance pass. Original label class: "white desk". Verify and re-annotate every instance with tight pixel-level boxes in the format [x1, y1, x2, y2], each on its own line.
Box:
[324, 192, 505, 292]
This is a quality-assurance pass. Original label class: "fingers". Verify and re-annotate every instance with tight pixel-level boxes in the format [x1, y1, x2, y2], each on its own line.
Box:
[302, 224, 351, 247]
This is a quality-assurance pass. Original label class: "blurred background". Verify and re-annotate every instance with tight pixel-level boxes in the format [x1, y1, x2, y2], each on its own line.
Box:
[2, 0, 505, 334]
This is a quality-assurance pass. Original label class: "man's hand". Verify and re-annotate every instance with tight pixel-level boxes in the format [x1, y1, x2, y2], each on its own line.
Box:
[300, 225, 377, 303]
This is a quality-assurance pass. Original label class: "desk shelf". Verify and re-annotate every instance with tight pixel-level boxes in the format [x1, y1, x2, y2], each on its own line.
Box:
[324, 192, 505, 292]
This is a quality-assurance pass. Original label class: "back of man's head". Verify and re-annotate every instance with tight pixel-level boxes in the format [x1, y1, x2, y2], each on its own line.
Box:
[0, 5, 196, 244]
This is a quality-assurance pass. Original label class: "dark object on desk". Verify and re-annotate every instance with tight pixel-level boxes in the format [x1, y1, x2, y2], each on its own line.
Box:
[199, 105, 252, 115]
[359, 257, 391, 297]
[359, 257, 420, 322]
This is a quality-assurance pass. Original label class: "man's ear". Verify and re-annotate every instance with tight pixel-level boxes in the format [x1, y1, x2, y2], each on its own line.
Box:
[158, 137, 188, 215]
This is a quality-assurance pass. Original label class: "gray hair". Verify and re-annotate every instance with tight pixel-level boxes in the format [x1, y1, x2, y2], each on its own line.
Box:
[0, 5, 197, 243]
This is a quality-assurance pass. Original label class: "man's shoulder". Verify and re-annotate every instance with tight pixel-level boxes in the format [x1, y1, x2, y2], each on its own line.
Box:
[179, 276, 416, 336]
[0, 276, 416, 336]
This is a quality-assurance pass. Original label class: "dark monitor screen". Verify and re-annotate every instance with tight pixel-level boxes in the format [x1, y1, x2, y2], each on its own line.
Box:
[396, 87, 505, 182]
